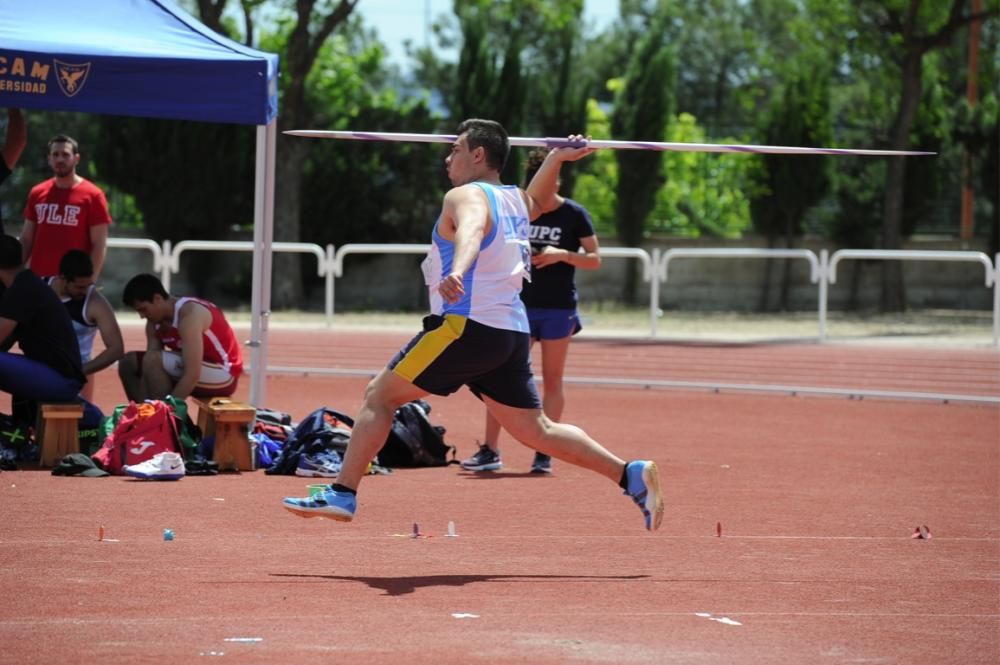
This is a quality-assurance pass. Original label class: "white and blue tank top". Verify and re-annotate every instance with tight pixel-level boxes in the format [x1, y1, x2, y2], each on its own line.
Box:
[421, 182, 532, 332]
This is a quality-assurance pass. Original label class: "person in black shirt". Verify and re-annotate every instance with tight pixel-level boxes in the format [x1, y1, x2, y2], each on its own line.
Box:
[463, 149, 602, 474]
[0, 234, 86, 408]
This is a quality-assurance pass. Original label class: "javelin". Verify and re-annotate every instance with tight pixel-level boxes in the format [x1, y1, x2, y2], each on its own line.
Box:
[284, 129, 934, 157]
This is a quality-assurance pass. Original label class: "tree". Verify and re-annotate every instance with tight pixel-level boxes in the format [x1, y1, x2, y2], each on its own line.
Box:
[449, 2, 526, 184]
[652, 113, 752, 239]
[94, 118, 256, 297]
[268, 0, 359, 307]
[522, 1, 591, 192]
[412, 1, 591, 186]
[655, 0, 762, 136]
[100, 1, 453, 306]
[955, 94, 999, 257]
[610, 9, 676, 302]
[856, 0, 998, 311]
[573, 99, 617, 236]
[95, 1, 359, 304]
[749, 65, 832, 311]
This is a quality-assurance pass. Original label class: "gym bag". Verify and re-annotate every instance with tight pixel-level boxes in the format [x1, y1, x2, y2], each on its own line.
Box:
[92, 400, 182, 475]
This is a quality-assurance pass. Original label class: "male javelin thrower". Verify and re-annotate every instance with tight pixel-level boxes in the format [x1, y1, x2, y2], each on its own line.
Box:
[282, 119, 663, 531]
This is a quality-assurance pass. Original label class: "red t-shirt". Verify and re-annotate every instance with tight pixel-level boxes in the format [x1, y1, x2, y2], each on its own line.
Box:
[23, 177, 112, 276]
[154, 297, 244, 376]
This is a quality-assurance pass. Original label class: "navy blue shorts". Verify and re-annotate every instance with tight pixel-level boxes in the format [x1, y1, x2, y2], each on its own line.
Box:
[0, 352, 82, 402]
[389, 314, 542, 409]
[527, 308, 582, 341]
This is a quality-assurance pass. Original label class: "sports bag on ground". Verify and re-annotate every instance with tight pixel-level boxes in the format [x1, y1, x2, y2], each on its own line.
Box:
[92, 401, 182, 475]
[265, 407, 354, 476]
[377, 400, 456, 468]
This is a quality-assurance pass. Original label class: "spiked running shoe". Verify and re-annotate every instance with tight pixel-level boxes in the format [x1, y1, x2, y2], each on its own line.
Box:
[623, 460, 664, 531]
[460, 444, 502, 472]
[530, 452, 552, 474]
[283, 487, 356, 521]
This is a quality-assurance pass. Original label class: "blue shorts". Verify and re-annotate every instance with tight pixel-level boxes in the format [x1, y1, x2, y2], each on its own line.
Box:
[526, 308, 582, 341]
[389, 314, 542, 409]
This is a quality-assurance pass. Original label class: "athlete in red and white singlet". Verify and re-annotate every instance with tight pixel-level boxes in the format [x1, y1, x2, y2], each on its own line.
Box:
[118, 274, 243, 400]
[154, 297, 243, 376]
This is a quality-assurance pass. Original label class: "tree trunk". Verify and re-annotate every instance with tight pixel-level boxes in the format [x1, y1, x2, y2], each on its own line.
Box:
[848, 261, 863, 311]
[879, 45, 924, 311]
[780, 211, 796, 311]
[758, 235, 775, 312]
[270, 61, 310, 308]
[266, 0, 357, 307]
[271, 136, 308, 308]
[618, 198, 651, 304]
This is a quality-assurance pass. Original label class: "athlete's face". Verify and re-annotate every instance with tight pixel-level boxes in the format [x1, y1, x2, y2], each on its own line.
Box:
[132, 295, 168, 323]
[47, 142, 79, 178]
[64, 275, 94, 300]
[445, 134, 481, 186]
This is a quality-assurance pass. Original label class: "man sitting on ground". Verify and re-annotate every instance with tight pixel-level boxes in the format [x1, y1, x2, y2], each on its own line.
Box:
[118, 273, 243, 401]
[48, 250, 124, 403]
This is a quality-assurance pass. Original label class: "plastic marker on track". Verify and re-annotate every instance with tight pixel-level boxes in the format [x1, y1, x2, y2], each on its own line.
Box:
[412, 522, 422, 539]
[97, 525, 120, 543]
[716, 522, 722, 537]
[446, 521, 458, 538]
[695, 612, 742, 626]
[911, 525, 932, 539]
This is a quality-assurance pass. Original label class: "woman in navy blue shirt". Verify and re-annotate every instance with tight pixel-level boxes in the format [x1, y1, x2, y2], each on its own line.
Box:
[462, 150, 602, 474]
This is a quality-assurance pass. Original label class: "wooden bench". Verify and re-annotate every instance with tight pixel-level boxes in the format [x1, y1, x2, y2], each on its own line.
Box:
[193, 398, 257, 471]
[37, 403, 85, 467]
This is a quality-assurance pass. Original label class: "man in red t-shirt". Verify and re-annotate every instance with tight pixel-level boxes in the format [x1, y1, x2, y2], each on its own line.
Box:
[118, 273, 243, 401]
[20, 134, 111, 278]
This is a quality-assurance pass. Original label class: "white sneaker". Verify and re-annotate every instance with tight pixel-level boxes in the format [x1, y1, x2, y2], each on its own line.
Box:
[124, 452, 186, 480]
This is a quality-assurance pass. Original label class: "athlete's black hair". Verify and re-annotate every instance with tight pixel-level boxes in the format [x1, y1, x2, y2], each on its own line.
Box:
[456, 118, 509, 172]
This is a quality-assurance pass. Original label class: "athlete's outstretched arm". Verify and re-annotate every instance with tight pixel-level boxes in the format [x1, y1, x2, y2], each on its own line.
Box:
[524, 136, 595, 220]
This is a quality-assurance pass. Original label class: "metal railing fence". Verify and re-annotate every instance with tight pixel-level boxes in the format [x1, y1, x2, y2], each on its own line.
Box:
[105, 238, 999, 346]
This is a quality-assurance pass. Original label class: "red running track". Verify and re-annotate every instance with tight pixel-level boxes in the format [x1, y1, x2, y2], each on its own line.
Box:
[1, 325, 997, 664]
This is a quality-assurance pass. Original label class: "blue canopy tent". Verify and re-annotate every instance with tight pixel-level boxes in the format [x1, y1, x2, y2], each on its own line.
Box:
[0, 0, 279, 406]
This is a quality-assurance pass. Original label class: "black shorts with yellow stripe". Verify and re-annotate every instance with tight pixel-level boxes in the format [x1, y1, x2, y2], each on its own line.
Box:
[390, 314, 542, 409]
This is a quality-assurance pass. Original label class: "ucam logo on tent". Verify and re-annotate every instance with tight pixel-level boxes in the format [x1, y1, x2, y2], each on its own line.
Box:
[0, 54, 92, 98]
[0, 54, 51, 94]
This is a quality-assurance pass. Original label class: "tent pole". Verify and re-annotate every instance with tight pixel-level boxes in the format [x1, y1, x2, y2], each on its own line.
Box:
[249, 120, 277, 407]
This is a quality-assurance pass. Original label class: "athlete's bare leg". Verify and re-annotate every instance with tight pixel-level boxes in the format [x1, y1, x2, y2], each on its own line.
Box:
[336, 368, 429, 489]
[483, 395, 625, 482]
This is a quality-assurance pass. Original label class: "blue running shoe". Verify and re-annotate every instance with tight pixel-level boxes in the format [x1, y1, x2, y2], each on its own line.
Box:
[283, 487, 356, 521]
[294, 451, 342, 478]
[623, 460, 664, 531]
[530, 452, 552, 474]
